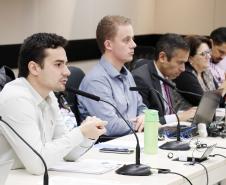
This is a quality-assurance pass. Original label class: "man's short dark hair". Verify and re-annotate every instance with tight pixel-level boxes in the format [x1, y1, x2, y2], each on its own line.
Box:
[18, 33, 68, 78]
[210, 27, 226, 45]
[154, 33, 189, 61]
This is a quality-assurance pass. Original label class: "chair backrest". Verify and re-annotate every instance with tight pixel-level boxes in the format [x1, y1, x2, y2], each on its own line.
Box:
[64, 66, 85, 124]
[126, 45, 155, 71]
[0, 66, 15, 91]
[132, 59, 151, 69]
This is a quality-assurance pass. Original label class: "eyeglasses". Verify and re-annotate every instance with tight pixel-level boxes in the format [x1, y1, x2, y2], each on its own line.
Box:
[196, 50, 212, 57]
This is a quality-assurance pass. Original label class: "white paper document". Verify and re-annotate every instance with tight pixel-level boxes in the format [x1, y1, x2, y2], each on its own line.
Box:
[49, 159, 121, 174]
[95, 133, 144, 149]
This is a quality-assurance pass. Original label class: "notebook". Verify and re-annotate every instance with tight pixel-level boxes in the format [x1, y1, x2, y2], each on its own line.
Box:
[0, 160, 13, 185]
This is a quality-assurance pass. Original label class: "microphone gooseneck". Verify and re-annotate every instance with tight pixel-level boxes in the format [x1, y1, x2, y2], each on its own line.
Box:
[66, 86, 100, 101]
[176, 89, 202, 97]
[130, 87, 190, 151]
[152, 73, 176, 89]
[152, 73, 202, 97]
[100, 99, 141, 164]
[66, 86, 151, 176]
[0, 116, 48, 185]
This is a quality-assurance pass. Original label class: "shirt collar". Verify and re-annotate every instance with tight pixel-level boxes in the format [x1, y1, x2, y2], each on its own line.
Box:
[21, 77, 53, 108]
[154, 61, 165, 85]
[100, 56, 128, 79]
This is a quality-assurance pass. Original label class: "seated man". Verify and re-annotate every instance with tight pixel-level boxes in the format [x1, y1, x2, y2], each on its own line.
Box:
[209, 27, 226, 86]
[132, 33, 196, 125]
[0, 33, 106, 175]
[79, 15, 147, 137]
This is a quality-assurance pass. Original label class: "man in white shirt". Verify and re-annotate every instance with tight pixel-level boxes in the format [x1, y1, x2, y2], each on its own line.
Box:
[0, 33, 106, 175]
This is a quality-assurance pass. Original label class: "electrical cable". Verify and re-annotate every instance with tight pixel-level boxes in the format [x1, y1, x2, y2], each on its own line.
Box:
[196, 162, 208, 185]
[216, 146, 226, 150]
[166, 171, 193, 185]
[150, 167, 193, 185]
[209, 154, 226, 158]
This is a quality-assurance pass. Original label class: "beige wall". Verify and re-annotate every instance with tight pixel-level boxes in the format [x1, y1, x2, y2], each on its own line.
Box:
[0, 0, 225, 45]
[0, 0, 155, 44]
[2, 0, 225, 72]
[214, 0, 226, 28]
[154, 0, 226, 35]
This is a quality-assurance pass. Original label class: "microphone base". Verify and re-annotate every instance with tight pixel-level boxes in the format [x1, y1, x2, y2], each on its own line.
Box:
[116, 164, 151, 176]
[159, 141, 190, 151]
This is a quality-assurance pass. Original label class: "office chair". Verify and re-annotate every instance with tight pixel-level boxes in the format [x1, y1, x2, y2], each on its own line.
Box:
[64, 66, 85, 125]
[126, 45, 155, 71]
[60, 66, 122, 143]
[132, 59, 151, 69]
[0, 65, 15, 91]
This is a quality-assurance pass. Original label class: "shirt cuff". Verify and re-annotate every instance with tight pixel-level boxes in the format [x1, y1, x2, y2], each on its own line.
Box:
[68, 127, 85, 145]
[164, 114, 177, 124]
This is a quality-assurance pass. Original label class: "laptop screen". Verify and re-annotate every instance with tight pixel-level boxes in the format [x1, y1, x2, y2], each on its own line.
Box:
[192, 89, 222, 126]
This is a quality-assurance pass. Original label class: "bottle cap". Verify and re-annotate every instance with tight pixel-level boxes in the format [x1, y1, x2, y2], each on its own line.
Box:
[144, 109, 159, 122]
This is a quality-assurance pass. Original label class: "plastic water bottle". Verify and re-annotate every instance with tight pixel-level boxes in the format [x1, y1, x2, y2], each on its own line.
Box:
[144, 109, 159, 154]
[198, 123, 208, 138]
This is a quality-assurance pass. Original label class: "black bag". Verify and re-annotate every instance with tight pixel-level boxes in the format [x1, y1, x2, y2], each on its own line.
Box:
[0, 66, 15, 91]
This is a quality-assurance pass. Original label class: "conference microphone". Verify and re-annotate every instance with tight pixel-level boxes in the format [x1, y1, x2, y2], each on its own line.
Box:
[130, 86, 190, 151]
[65, 86, 151, 176]
[66, 86, 100, 101]
[152, 73, 202, 97]
[152, 73, 176, 89]
[0, 116, 48, 185]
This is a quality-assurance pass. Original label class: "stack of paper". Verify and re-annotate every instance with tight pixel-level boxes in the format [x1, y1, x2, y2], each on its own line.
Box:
[49, 159, 121, 174]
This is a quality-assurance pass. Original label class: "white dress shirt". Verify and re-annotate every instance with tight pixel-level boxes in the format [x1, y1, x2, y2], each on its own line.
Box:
[154, 63, 177, 123]
[0, 78, 94, 175]
[209, 60, 225, 86]
[216, 57, 226, 72]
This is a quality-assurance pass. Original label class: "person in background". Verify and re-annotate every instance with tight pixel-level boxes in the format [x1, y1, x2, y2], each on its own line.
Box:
[0, 33, 106, 175]
[173, 35, 217, 110]
[79, 15, 147, 137]
[209, 27, 226, 86]
[174, 35, 226, 110]
[132, 33, 196, 125]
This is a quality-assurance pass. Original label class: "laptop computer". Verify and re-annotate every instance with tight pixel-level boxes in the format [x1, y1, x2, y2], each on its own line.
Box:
[159, 89, 222, 138]
[0, 160, 13, 185]
[192, 89, 222, 126]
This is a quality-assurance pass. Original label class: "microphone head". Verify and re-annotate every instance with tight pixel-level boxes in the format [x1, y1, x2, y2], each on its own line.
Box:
[129, 87, 139, 91]
[65, 86, 100, 102]
[129, 87, 149, 92]
[65, 86, 74, 93]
